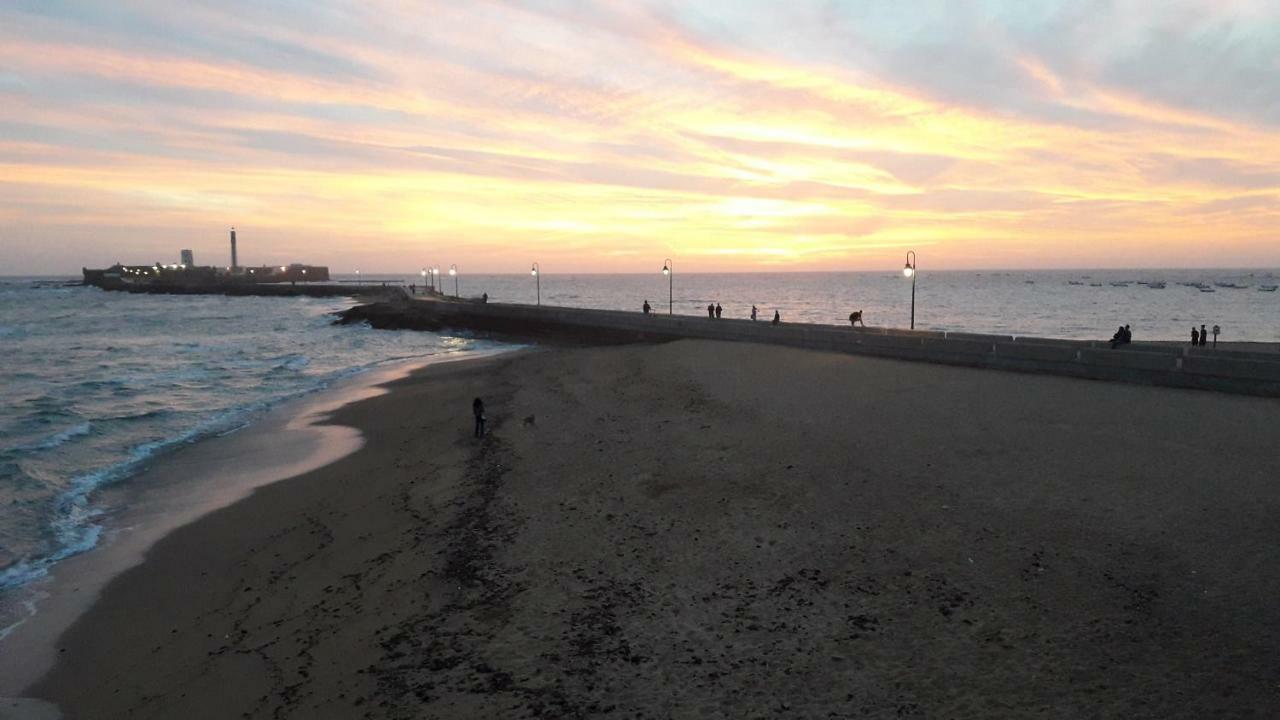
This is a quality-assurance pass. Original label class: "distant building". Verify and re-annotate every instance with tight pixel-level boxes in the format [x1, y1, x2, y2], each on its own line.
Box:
[180, 249, 194, 266]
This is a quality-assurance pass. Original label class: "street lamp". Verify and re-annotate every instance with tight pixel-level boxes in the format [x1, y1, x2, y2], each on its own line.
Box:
[356, 269, 361, 286]
[902, 250, 917, 330]
[662, 258, 672, 315]
[449, 264, 458, 297]
[420, 268, 427, 295]
[531, 262, 540, 306]
[433, 266, 440, 293]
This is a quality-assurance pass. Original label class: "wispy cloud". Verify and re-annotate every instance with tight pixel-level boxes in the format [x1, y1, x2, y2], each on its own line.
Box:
[2, 0, 1278, 273]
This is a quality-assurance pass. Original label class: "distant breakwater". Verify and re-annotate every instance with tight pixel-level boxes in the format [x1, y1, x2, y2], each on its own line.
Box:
[337, 296, 1280, 397]
[87, 281, 407, 299]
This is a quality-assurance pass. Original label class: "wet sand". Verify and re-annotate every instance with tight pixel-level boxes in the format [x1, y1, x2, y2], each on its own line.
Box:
[21, 340, 1280, 718]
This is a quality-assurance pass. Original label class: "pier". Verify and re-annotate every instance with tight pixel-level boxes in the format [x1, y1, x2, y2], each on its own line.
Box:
[338, 294, 1280, 397]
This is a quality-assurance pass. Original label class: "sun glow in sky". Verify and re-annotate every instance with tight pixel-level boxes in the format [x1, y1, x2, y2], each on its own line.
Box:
[3, 1, 1279, 273]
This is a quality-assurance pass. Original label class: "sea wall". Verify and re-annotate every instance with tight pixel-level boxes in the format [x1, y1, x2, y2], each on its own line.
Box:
[338, 297, 1280, 397]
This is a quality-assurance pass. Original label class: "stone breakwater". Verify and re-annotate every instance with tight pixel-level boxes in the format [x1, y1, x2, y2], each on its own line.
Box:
[336, 297, 1280, 397]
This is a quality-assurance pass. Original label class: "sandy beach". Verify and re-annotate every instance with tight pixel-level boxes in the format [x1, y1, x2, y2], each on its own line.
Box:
[17, 339, 1280, 718]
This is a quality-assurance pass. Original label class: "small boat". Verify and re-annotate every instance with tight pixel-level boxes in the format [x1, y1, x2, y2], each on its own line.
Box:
[1148, 282, 1166, 289]
[1199, 287, 1216, 293]
[1260, 285, 1278, 292]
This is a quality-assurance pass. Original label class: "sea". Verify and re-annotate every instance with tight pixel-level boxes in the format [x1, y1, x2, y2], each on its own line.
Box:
[1, 268, 1278, 616]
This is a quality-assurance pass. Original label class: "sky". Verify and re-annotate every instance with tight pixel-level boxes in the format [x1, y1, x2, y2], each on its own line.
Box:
[2, 0, 1279, 274]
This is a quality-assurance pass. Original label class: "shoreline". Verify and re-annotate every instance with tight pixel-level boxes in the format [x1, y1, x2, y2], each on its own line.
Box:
[16, 339, 1280, 718]
[0, 347, 521, 717]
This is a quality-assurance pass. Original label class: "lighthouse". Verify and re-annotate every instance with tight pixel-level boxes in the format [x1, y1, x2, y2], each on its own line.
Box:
[230, 227, 238, 271]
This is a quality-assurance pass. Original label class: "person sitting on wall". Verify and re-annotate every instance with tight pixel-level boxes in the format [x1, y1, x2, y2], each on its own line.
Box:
[849, 310, 864, 327]
[1110, 325, 1127, 349]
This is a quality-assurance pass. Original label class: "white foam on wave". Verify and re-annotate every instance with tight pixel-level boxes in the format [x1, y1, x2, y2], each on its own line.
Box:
[6, 422, 93, 455]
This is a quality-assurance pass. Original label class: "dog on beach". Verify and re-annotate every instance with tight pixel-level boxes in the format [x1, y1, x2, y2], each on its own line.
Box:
[849, 310, 865, 327]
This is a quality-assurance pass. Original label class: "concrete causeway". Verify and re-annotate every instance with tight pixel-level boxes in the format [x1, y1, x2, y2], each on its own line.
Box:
[338, 294, 1280, 398]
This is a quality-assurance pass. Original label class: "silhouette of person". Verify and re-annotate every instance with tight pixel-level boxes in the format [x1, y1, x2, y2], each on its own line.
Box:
[643, 300, 651, 314]
[1123, 324, 1132, 343]
[472, 397, 486, 438]
[849, 310, 864, 327]
[772, 310, 780, 325]
[707, 303, 714, 319]
[1199, 324, 1207, 347]
[750, 305, 757, 321]
[715, 303, 722, 318]
[481, 292, 488, 303]
[1191, 327, 1199, 346]
[1110, 325, 1126, 349]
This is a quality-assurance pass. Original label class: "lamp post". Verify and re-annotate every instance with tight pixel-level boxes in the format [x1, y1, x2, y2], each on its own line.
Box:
[433, 266, 440, 294]
[420, 268, 427, 295]
[356, 269, 361, 286]
[662, 258, 672, 315]
[531, 262, 540, 306]
[902, 251, 917, 330]
[449, 264, 458, 297]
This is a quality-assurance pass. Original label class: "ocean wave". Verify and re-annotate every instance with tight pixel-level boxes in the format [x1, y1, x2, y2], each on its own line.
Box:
[4, 422, 92, 455]
[268, 354, 311, 373]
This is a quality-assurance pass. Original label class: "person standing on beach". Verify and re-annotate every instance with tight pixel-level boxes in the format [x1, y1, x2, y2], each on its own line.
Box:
[643, 300, 651, 315]
[715, 303, 722, 318]
[772, 310, 780, 325]
[751, 305, 758, 321]
[472, 397, 486, 438]
[1200, 324, 1207, 347]
[707, 303, 715, 319]
[1191, 327, 1200, 346]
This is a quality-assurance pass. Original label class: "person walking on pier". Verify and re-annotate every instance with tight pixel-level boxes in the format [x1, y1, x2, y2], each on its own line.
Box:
[751, 305, 757, 321]
[473, 397, 486, 438]
[772, 310, 780, 325]
[1199, 324, 1207, 347]
[1191, 327, 1200, 346]
[715, 303, 722, 318]
[643, 300, 651, 315]
[707, 303, 715, 319]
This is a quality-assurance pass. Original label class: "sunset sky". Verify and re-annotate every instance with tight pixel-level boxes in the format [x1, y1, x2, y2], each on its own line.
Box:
[3, 1, 1279, 274]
